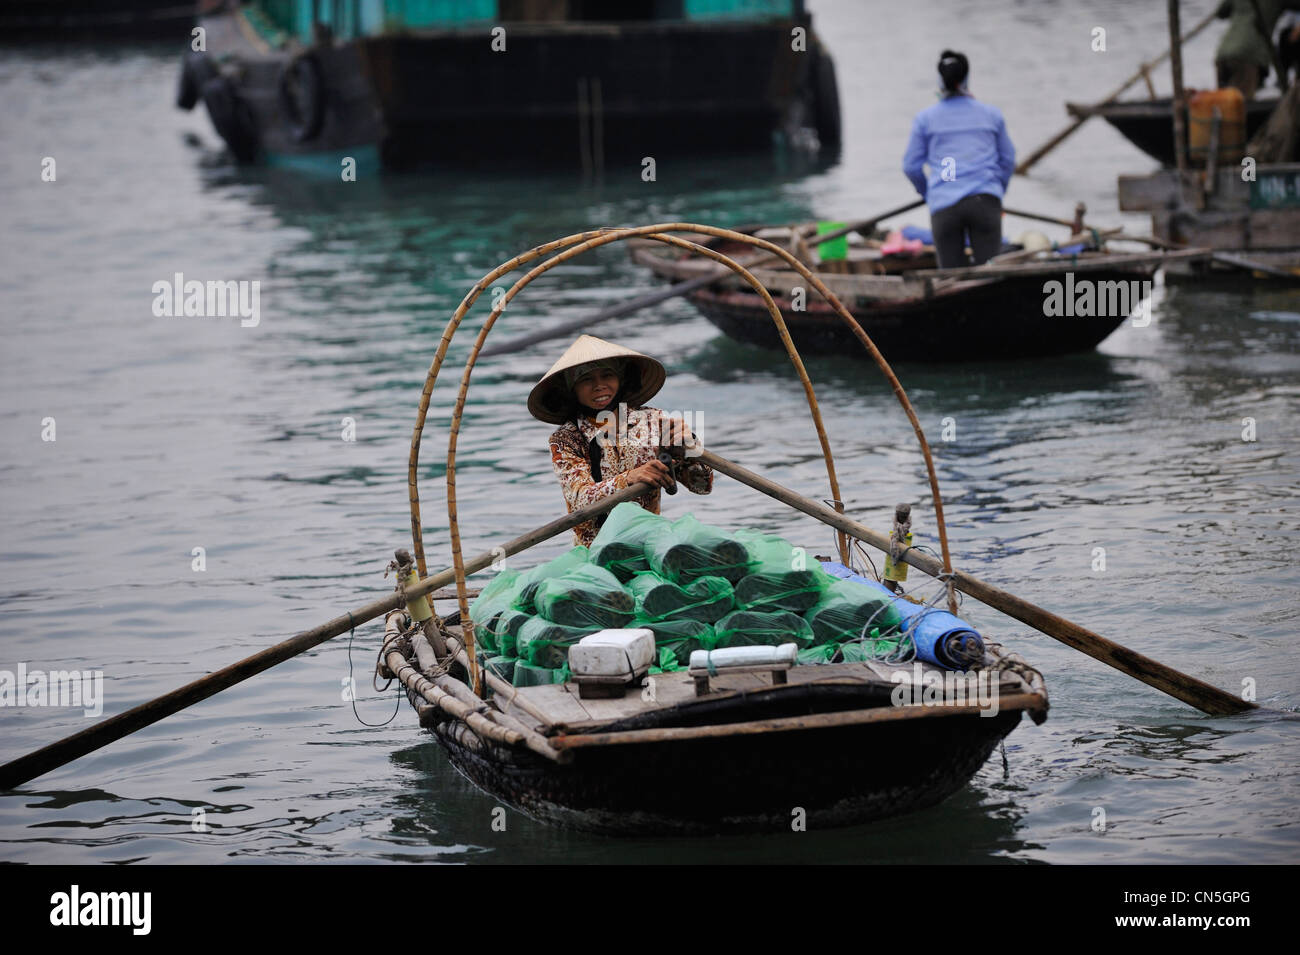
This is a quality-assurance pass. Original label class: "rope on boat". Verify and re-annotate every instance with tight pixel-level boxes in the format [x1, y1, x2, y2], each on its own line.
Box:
[342, 620, 402, 727]
[407, 222, 962, 697]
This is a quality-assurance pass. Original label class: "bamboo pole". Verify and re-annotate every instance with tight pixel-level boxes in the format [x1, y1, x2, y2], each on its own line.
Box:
[696, 449, 1256, 717]
[406, 628, 563, 762]
[384, 648, 522, 747]
[443, 634, 555, 729]
[1169, 0, 1191, 198]
[0, 482, 649, 789]
[1015, 6, 1219, 174]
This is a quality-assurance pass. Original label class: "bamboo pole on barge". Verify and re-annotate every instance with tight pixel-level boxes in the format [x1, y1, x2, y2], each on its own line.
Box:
[696, 449, 1256, 717]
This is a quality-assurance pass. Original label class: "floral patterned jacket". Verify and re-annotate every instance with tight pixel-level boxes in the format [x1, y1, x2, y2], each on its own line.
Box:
[548, 406, 712, 546]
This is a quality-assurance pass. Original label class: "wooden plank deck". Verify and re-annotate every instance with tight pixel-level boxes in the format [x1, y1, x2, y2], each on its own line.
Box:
[495, 659, 1031, 732]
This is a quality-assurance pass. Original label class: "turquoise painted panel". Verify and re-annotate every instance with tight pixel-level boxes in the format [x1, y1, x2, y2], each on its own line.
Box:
[259, 0, 297, 33]
[684, 0, 791, 20]
[383, 0, 497, 29]
[359, 0, 386, 33]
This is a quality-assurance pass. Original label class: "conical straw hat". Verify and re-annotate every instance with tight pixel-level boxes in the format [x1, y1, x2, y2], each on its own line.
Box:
[527, 335, 666, 424]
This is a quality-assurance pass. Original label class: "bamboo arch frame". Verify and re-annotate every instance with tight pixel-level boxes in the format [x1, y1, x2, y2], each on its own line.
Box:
[407, 223, 957, 696]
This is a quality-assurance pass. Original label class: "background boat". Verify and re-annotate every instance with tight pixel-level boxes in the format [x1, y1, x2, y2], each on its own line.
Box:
[1066, 96, 1277, 166]
[178, 0, 842, 168]
[630, 229, 1196, 362]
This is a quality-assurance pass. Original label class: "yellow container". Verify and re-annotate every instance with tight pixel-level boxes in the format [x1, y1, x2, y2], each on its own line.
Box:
[1189, 88, 1246, 166]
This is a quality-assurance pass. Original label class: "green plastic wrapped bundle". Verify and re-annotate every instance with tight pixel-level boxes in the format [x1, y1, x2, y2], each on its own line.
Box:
[649, 645, 685, 674]
[839, 635, 904, 663]
[485, 655, 517, 684]
[512, 660, 568, 687]
[589, 503, 668, 581]
[479, 609, 531, 658]
[804, 578, 904, 646]
[515, 615, 598, 669]
[797, 644, 839, 665]
[732, 529, 832, 613]
[626, 572, 734, 623]
[646, 514, 754, 585]
[642, 617, 713, 668]
[711, 609, 814, 649]
[533, 563, 635, 629]
[514, 546, 589, 614]
[468, 570, 524, 654]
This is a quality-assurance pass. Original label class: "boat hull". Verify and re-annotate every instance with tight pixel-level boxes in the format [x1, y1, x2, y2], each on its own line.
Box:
[687, 273, 1140, 362]
[431, 706, 1023, 835]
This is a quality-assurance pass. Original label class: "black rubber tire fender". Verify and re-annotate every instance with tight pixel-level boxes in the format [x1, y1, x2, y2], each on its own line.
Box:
[176, 51, 216, 111]
[811, 38, 842, 149]
[278, 52, 325, 143]
[200, 73, 260, 162]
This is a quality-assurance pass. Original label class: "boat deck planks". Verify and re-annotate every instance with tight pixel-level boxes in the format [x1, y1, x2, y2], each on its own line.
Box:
[491, 659, 1032, 734]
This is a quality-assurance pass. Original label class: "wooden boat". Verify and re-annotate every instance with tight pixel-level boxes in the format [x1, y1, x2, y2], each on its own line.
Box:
[629, 227, 1209, 362]
[1066, 96, 1277, 167]
[393, 611, 1047, 835]
[377, 222, 1057, 836]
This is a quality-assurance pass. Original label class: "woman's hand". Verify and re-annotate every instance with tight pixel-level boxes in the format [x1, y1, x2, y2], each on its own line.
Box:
[662, 416, 700, 453]
[626, 459, 675, 490]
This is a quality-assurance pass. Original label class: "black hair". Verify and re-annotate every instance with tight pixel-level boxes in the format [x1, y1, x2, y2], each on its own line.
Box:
[938, 49, 969, 93]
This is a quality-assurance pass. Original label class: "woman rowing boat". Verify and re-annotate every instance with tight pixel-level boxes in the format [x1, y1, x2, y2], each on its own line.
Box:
[528, 335, 712, 546]
[902, 50, 1015, 268]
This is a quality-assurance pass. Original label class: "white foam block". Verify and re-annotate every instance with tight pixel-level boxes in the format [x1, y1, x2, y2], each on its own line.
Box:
[689, 643, 798, 671]
[568, 628, 656, 677]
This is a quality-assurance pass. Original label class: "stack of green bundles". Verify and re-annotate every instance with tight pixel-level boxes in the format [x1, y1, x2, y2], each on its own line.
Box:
[466, 507, 910, 687]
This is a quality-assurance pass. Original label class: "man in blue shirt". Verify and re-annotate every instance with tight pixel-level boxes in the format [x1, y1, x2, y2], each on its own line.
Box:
[902, 51, 1016, 268]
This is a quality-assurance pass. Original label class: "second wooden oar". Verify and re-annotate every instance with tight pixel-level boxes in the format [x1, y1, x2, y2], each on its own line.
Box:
[697, 449, 1255, 717]
[479, 199, 925, 358]
[0, 481, 654, 790]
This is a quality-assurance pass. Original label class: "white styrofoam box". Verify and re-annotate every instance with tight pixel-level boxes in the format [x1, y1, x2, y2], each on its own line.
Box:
[568, 628, 656, 677]
[689, 643, 798, 671]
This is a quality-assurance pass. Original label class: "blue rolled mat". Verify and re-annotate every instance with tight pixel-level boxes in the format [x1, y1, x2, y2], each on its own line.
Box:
[819, 562, 985, 670]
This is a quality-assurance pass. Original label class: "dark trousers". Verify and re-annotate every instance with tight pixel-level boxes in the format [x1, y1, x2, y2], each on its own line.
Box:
[931, 193, 1003, 268]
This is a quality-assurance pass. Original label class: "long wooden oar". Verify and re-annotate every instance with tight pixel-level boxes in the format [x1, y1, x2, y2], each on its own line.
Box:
[0, 481, 654, 790]
[698, 449, 1255, 717]
[479, 199, 925, 358]
[1015, 6, 1219, 175]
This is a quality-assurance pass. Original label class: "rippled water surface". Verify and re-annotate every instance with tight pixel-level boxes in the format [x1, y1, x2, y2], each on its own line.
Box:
[1, 0, 1298, 863]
